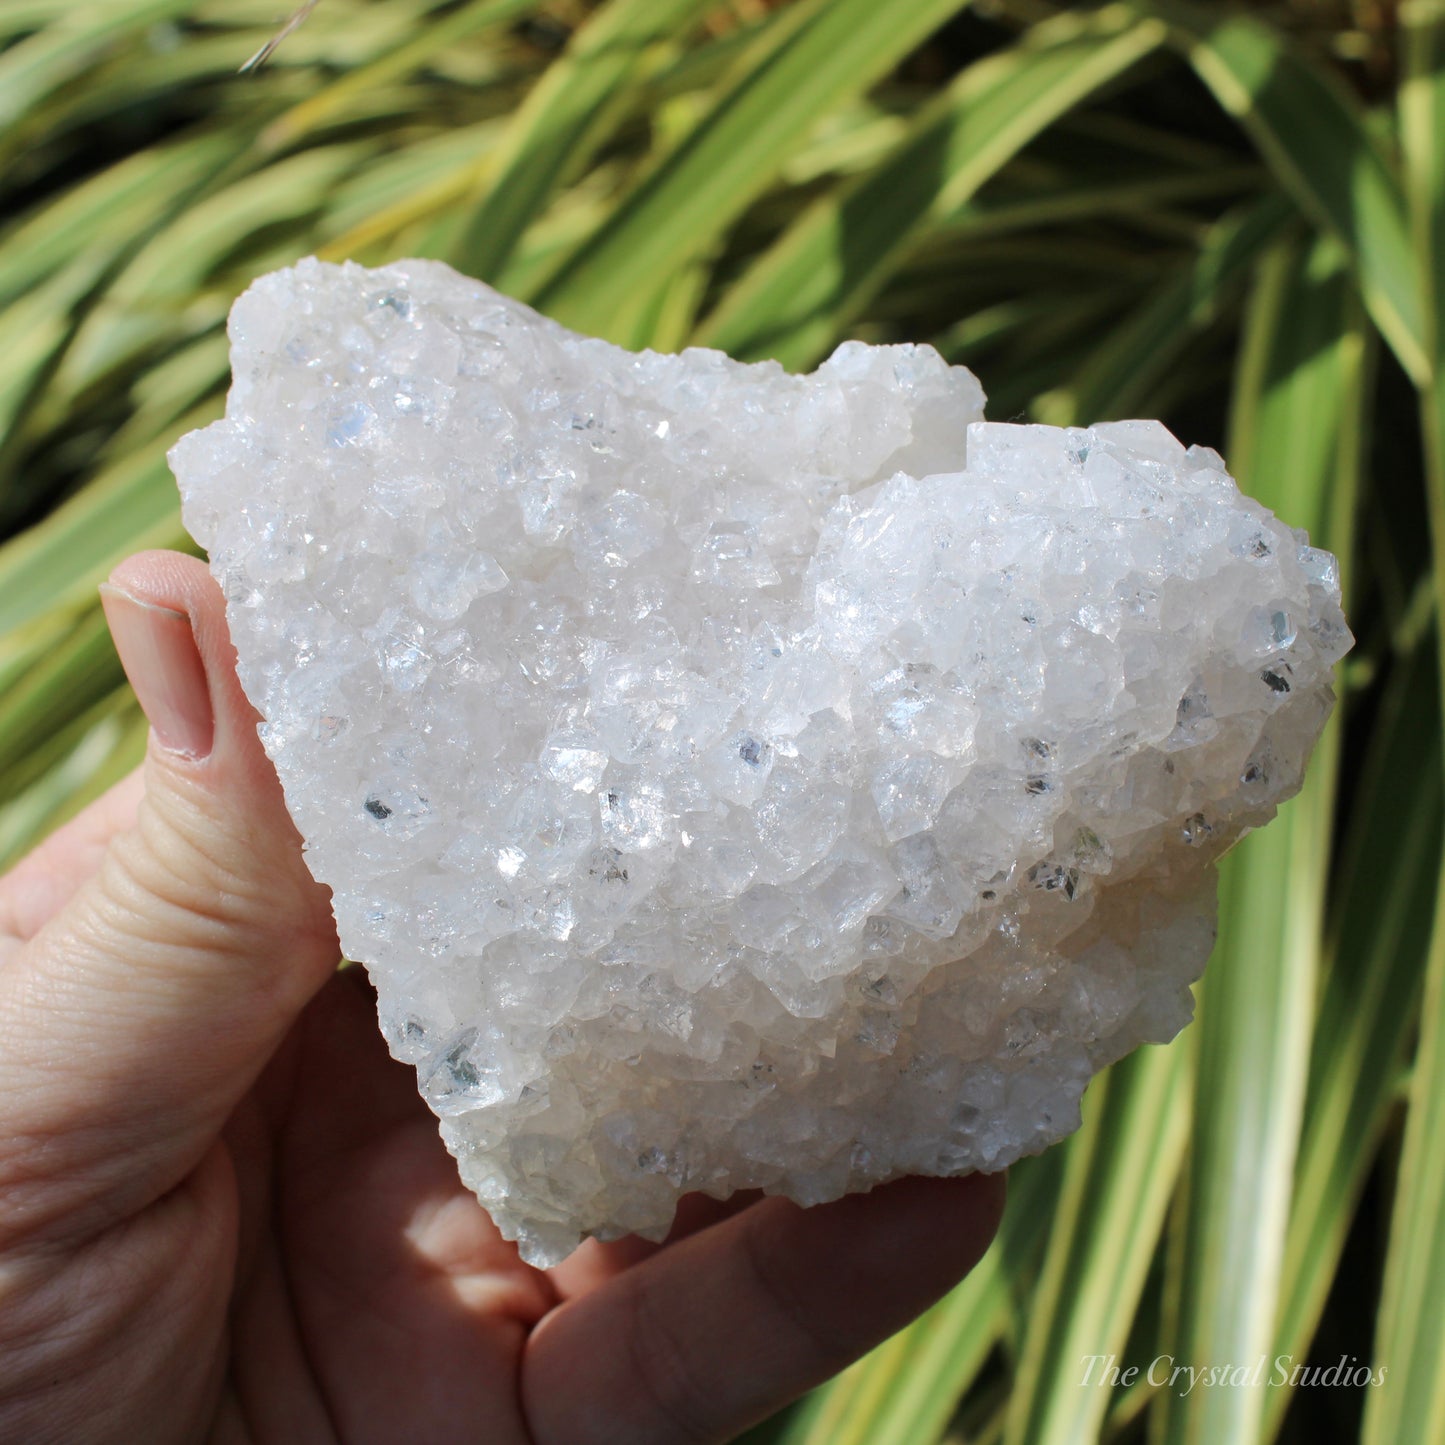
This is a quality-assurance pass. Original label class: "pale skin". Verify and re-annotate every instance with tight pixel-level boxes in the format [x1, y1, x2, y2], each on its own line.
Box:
[0, 550, 1005, 1445]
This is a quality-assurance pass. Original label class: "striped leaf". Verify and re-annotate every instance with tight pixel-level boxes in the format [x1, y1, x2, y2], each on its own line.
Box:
[1266, 632, 1441, 1439]
[1365, 868, 1445, 1445]
[456, 0, 720, 282]
[1138, 0, 1427, 385]
[0, 0, 198, 135]
[1156, 231, 1366, 1445]
[1003, 1042, 1193, 1445]
[532, 0, 975, 337]
[1032, 194, 1290, 427]
[1364, 10, 1445, 1442]
[696, 5, 1166, 368]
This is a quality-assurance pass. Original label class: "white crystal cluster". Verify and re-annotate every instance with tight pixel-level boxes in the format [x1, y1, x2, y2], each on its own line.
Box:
[171, 258, 1350, 1264]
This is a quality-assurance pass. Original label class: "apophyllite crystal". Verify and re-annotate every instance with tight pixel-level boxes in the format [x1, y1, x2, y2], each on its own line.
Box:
[171, 257, 1350, 1264]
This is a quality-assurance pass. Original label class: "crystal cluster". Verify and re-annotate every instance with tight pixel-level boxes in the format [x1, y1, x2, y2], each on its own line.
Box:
[171, 258, 1350, 1265]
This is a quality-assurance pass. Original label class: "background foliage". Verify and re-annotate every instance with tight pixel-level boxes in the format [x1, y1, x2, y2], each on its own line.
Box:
[2, 1, 1443, 1441]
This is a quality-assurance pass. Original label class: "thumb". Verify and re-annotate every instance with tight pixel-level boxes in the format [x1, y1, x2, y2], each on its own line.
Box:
[0, 550, 339, 1246]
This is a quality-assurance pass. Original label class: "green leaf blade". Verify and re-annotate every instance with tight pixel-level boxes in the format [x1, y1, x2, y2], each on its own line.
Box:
[532, 0, 975, 338]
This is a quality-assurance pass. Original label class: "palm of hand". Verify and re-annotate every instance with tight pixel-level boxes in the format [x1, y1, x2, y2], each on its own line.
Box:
[213, 963, 794, 1445]
[210, 964, 562, 1445]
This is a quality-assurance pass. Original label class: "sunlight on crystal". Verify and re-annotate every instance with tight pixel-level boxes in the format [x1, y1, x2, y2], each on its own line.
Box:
[172, 258, 1350, 1265]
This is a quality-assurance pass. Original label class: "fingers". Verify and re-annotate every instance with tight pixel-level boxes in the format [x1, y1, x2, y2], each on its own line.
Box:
[545, 1191, 766, 1301]
[0, 551, 339, 1247]
[523, 1171, 1007, 1445]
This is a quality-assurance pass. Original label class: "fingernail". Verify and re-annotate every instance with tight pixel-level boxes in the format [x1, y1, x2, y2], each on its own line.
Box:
[100, 583, 215, 760]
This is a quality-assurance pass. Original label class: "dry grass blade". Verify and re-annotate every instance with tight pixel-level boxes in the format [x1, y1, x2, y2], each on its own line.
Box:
[239, 0, 321, 73]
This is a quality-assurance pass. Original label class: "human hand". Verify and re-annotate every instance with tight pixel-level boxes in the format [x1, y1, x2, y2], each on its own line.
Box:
[0, 550, 1005, 1445]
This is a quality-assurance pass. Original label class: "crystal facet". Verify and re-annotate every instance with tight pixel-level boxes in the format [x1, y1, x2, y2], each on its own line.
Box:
[171, 258, 1350, 1265]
